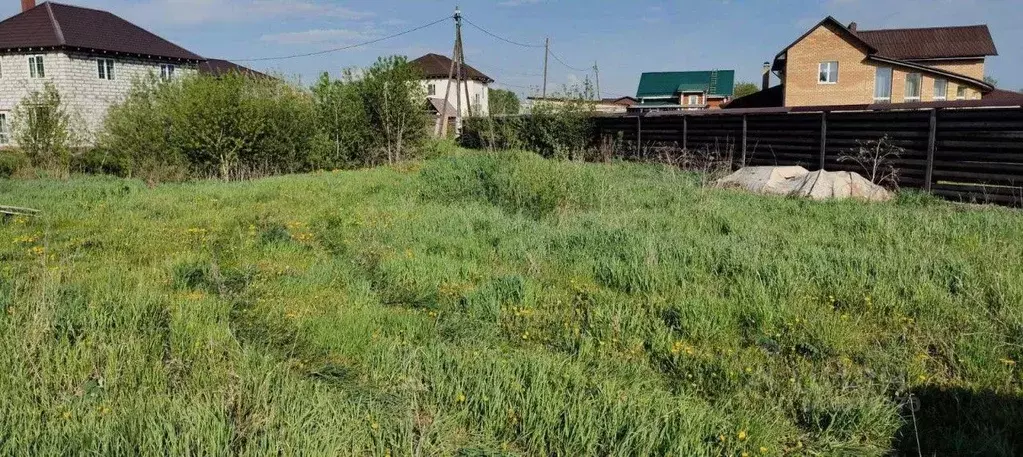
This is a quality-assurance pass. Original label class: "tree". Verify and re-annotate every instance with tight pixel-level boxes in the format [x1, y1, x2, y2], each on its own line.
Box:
[488, 88, 520, 115]
[311, 71, 373, 168]
[984, 75, 998, 87]
[359, 56, 428, 164]
[12, 82, 82, 173]
[733, 82, 760, 98]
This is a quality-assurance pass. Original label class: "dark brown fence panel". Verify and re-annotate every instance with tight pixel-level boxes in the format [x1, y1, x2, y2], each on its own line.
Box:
[550, 106, 1023, 206]
[684, 115, 743, 163]
[931, 108, 1023, 205]
[823, 110, 931, 188]
[745, 113, 821, 169]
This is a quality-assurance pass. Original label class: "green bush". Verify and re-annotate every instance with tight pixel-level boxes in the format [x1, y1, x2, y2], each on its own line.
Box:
[11, 82, 84, 175]
[0, 149, 28, 178]
[101, 73, 319, 180]
[462, 101, 594, 159]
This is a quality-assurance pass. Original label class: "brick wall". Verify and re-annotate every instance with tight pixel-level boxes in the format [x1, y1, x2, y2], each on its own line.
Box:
[781, 22, 987, 107]
[784, 22, 876, 107]
[0, 50, 197, 144]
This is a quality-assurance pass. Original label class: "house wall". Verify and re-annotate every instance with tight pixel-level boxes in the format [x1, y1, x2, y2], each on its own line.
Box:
[783, 22, 877, 106]
[422, 78, 489, 117]
[0, 50, 197, 143]
[782, 23, 986, 107]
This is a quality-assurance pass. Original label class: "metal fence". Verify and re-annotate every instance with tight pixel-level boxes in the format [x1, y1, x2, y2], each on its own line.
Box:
[593, 106, 1023, 206]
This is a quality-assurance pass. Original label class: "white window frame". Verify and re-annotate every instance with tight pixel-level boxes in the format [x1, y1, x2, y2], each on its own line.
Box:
[933, 78, 947, 101]
[427, 83, 436, 96]
[904, 73, 922, 101]
[818, 61, 839, 84]
[687, 94, 700, 106]
[97, 58, 115, 80]
[160, 64, 175, 81]
[956, 86, 967, 100]
[28, 55, 44, 78]
[0, 112, 9, 145]
[873, 66, 892, 101]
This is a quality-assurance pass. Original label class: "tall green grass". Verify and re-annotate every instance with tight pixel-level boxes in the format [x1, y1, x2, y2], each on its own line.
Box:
[1, 151, 1020, 456]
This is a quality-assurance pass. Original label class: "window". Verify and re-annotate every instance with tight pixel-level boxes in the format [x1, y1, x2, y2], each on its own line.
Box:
[0, 60, 3, 79]
[97, 58, 115, 80]
[905, 73, 921, 100]
[933, 79, 947, 101]
[956, 86, 967, 100]
[0, 113, 8, 145]
[28, 55, 44, 78]
[687, 94, 700, 106]
[160, 64, 175, 81]
[818, 61, 838, 84]
[427, 83, 436, 96]
[873, 66, 892, 101]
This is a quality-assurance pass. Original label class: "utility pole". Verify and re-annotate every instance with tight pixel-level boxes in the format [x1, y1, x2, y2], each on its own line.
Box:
[454, 7, 463, 133]
[437, 7, 464, 138]
[542, 37, 549, 98]
[593, 61, 601, 100]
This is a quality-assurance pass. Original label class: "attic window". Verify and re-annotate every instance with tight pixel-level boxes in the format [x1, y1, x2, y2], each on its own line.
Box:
[97, 58, 115, 80]
[427, 83, 436, 96]
[28, 55, 44, 78]
[818, 61, 838, 84]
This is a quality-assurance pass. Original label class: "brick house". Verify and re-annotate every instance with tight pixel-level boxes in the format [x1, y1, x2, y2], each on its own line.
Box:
[634, 70, 735, 111]
[0, 1, 258, 144]
[772, 17, 998, 107]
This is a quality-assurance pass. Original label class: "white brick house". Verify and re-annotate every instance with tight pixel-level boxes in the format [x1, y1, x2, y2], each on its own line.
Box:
[0, 1, 258, 145]
[411, 53, 492, 118]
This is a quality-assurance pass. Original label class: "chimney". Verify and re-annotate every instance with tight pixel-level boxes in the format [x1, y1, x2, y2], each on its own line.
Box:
[762, 62, 771, 91]
[848, 22, 857, 32]
[21, 0, 35, 12]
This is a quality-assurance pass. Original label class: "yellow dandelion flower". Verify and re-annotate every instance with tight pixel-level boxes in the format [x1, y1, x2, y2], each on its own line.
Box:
[760, 446, 768, 454]
[738, 430, 748, 441]
[457, 393, 466, 403]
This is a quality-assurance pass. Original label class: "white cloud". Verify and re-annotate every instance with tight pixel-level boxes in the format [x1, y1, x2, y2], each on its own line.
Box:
[123, 0, 374, 26]
[261, 28, 380, 45]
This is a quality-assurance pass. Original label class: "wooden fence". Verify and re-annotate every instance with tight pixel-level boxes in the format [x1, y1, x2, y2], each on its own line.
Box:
[592, 106, 1023, 206]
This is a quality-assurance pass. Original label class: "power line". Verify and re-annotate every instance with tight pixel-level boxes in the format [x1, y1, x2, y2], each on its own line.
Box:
[227, 16, 452, 62]
[462, 17, 545, 48]
[548, 49, 589, 72]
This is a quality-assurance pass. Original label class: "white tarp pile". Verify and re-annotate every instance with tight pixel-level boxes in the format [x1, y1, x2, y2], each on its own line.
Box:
[716, 166, 892, 202]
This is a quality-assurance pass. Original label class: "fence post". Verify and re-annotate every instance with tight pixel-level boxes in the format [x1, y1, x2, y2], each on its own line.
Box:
[925, 108, 937, 192]
[682, 115, 688, 151]
[819, 111, 828, 170]
[741, 114, 748, 167]
[636, 115, 642, 158]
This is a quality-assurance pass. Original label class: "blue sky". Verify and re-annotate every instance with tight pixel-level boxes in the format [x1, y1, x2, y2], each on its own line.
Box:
[6, 0, 1021, 96]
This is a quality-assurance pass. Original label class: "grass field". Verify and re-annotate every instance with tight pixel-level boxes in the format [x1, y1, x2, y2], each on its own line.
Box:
[1, 150, 1021, 456]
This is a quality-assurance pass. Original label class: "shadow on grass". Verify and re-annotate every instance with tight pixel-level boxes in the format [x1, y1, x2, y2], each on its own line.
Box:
[894, 386, 1023, 456]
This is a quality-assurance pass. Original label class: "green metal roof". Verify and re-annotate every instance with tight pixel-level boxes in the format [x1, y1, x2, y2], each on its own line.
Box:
[636, 70, 736, 99]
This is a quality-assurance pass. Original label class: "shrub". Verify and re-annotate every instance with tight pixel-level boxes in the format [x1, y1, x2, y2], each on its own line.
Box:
[101, 73, 319, 180]
[462, 82, 595, 159]
[0, 149, 28, 178]
[11, 82, 84, 175]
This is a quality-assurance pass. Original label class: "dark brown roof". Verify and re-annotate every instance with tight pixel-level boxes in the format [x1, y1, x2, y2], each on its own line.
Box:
[721, 85, 784, 109]
[198, 59, 270, 78]
[982, 89, 1023, 105]
[0, 2, 202, 61]
[410, 53, 494, 83]
[857, 25, 997, 60]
